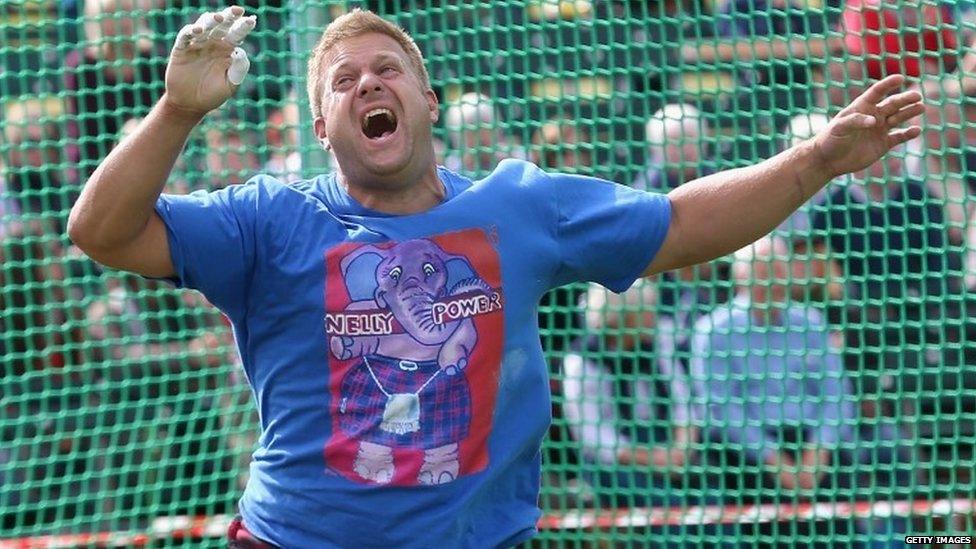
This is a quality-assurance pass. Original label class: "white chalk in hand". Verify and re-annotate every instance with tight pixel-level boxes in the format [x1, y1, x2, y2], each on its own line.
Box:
[227, 47, 250, 86]
[226, 15, 257, 45]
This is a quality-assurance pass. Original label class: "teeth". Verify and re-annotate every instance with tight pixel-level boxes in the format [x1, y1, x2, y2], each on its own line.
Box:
[362, 108, 393, 129]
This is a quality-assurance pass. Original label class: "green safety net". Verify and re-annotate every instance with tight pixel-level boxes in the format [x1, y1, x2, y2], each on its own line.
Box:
[1, 0, 975, 546]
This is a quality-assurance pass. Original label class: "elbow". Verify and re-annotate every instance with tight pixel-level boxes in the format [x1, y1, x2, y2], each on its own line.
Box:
[66, 201, 112, 257]
[66, 203, 93, 250]
[66, 201, 116, 263]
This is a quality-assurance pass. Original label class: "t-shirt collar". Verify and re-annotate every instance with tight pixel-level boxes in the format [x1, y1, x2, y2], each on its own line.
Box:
[321, 166, 459, 218]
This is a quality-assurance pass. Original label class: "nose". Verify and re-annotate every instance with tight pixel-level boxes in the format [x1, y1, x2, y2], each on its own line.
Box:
[357, 72, 384, 98]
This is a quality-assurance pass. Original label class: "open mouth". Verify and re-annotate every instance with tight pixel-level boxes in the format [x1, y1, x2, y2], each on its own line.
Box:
[362, 108, 398, 140]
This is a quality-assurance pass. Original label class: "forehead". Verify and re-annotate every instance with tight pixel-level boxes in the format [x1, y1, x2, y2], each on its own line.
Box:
[323, 32, 411, 73]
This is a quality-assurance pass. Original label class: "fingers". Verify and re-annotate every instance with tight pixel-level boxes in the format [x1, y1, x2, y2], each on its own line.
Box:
[172, 6, 252, 50]
[836, 112, 877, 130]
[209, 6, 242, 40]
[886, 103, 925, 126]
[227, 47, 251, 86]
[856, 73, 908, 105]
[226, 15, 257, 45]
[194, 11, 222, 35]
[888, 126, 922, 146]
[877, 89, 923, 117]
[174, 24, 203, 50]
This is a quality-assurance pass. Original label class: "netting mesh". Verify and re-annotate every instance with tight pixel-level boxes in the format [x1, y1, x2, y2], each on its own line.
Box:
[1, 0, 975, 545]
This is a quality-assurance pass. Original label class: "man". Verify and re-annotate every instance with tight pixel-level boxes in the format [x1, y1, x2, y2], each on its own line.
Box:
[691, 237, 855, 500]
[691, 236, 914, 547]
[562, 280, 698, 508]
[631, 102, 713, 193]
[66, 5, 923, 547]
[443, 92, 523, 177]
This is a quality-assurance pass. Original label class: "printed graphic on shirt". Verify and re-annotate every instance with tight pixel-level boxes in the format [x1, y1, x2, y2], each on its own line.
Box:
[323, 228, 504, 486]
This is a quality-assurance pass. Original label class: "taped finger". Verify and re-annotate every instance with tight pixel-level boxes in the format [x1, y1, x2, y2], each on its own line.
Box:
[174, 24, 196, 50]
[226, 15, 256, 45]
[194, 11, 221, 34]
[176, 24, 206, 49]
[209, 7, 240, 40]
[227, 47, 251, 86]
[220, 6, 242, 21]
[188, 24, 210, 46]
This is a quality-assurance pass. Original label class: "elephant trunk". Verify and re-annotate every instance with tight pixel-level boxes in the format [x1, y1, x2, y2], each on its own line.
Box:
[391, 287, 458, 346]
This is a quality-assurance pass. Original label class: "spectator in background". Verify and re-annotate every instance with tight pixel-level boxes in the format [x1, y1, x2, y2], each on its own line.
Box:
[263, 93, 305, 183]
[809, 143, 964, 377]
[529, 117, 592, 504]
[531, 117, 591, 359]
[692, 237, 914, 547]
[1, 97, 69, 217]
[631, 103, 714, 193]
[915, 49, 976, 287]
[562, 280, 698, 510]
[692, 237, 854, 503]
[633, 103, 731, 373]
[530, 117, 592, 171]
[204, 119, 261, 189]
[443, 92, 524, 176]
[82, 271, 238, 523]
[682, 0, 843, 130]
[828, 0, 959, 107]
[64, 0, 166, 179]
[0, 221, 96, 531]
[774, 113, 845, 304]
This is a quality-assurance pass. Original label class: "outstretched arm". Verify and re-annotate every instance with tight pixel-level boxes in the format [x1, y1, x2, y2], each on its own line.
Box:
[644, 75, 923, 276]
[67, 6, 255, 278]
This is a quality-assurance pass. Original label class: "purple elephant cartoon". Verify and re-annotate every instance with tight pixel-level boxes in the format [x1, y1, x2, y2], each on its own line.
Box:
[326, 239, 495, 485]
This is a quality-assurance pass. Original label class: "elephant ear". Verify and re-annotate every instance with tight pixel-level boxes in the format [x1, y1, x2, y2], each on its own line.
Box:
[339, 245, 385, 302]
[444, 256, 477, 292]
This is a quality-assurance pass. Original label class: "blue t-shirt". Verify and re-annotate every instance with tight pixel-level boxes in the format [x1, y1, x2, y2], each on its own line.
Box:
[154, 159, 671, 548]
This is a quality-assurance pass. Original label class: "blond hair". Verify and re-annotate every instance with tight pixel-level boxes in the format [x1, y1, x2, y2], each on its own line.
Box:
[306, 9, 431, 119]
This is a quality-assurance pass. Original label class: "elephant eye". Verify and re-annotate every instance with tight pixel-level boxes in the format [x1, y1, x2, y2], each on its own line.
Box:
[388, 266, 402, 281]
[422, 262, 435, 277]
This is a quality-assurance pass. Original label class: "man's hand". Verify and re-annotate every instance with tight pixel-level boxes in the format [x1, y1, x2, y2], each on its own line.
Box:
[769, 448, 831, 495]
[813, 74, 924, 179]
[164, 6, 257, 117]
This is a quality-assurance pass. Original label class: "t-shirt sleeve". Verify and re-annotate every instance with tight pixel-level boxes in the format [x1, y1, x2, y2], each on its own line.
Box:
[154, 182, 259, 317]
[550, 171, 671, 292]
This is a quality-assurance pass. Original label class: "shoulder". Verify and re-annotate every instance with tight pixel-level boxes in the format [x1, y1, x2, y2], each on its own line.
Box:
[166, 174, 319, 215]
[217, 174, 289, 203]
[478, 159, 549, 187]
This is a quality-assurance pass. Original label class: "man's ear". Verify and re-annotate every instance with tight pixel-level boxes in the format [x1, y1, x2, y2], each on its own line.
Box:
[426, 89, 439, 124]
[313, 116, 331, 150]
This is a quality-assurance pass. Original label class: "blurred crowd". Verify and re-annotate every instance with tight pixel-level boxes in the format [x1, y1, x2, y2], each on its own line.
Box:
[1, 0, 975, 543]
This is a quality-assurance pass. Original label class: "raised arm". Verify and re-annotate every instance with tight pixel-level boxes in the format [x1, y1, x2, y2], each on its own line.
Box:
[67, 6, 255, 278]
[643, 74, 923, 276]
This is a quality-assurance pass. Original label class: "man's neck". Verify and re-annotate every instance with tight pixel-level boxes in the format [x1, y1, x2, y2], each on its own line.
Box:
[340, 166, 446, 215]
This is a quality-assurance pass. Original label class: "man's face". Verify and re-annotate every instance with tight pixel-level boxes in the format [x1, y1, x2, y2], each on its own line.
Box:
[313, 33, 438, 187]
